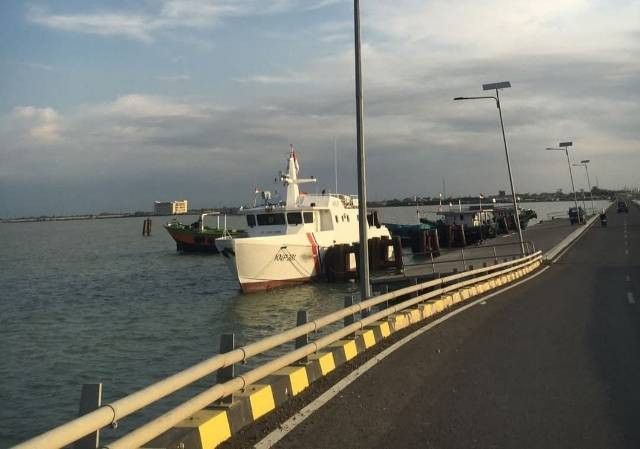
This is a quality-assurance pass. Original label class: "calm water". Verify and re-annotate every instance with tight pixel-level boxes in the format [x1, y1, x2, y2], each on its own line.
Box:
[0, 201, 608, 445]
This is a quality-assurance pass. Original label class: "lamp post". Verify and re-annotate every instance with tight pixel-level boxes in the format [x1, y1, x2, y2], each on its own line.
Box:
[546, 142, 581, 221]
[454, 81, 525, 255]
[353, 0, 370, 299]
[573, 159, 595, 213]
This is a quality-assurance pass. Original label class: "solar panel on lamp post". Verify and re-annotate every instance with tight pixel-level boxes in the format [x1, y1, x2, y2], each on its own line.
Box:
[454, 81, 525, 255]
[546, 141, 581, 222]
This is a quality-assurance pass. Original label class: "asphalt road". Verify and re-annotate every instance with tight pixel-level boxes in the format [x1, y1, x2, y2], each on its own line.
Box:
[272, 204, 640, 448]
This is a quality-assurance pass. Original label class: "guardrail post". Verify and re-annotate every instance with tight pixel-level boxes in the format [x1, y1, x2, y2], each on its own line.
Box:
[74, 383, 102, 449]
[413, 278, 420, 298]
[295, 311, 309, 365]
[482, 262, 487, 268]
[531, 242, 536, 253]
[344, 295, 355, 338]
[493, 246, 498, 264]
[430, 251, 436, 274]
[216, 333, 235, 405]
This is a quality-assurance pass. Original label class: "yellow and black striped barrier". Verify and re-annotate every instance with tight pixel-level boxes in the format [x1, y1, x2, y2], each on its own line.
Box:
[146, 258, 542, 449]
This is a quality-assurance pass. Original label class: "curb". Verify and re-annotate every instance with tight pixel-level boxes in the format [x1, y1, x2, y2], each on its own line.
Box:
[145, 258, 542, 449]
[543, 212, 600, 262]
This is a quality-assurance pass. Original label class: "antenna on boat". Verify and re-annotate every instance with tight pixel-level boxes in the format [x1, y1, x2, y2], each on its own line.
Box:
[334, 139, 340, 194]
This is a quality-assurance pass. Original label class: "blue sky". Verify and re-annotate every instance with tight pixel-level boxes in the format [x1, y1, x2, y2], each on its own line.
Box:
[1, 0, 639, 217]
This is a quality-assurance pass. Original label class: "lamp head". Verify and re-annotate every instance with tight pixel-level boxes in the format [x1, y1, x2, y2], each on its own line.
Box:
[581, 159, 590, 163]
[559, 141, 573, 148]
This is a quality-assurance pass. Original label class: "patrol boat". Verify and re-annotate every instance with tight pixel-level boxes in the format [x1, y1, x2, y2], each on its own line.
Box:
[215, 147, 391, 292]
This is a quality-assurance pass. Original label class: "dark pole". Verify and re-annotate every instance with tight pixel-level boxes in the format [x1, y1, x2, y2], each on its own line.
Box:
[353, 0, 370, 299]
[565, 148, 580, 219]
[585, 164, 594, 213]
[495, 89, 525, 255]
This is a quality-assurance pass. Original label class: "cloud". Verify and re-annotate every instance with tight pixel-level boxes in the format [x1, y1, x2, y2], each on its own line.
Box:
[155, 74, 191, 81]
[11, 106, 64, 144]
[234, 71, 311, 84]
[88, 94, 208, 119]
[27, 1, 342, 42]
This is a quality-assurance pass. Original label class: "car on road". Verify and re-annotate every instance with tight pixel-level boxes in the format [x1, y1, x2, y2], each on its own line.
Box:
[617, 200, 629, 213]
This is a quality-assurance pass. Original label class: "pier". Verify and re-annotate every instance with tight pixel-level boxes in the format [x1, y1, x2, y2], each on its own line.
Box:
[12, 202, 640, 449]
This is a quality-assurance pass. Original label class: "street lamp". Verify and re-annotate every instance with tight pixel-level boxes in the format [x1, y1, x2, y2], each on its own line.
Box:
[573, 159, 595, 213]
[454, 81, 525, 255]
[353, 0, 370, 299]
[546, 141, 581, 221]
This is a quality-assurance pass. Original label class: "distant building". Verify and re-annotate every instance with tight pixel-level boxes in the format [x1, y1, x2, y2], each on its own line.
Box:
[154, 200, 188, 215]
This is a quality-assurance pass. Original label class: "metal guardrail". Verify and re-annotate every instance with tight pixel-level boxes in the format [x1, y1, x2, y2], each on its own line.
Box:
[403, 240, 536, 273]
[13, 251, 543, 449]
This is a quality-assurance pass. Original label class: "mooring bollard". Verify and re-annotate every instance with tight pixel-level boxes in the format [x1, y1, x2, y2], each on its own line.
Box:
[344, 295, 355, 338]
[142, 218, 152, 236]
[295, 310, 309, 364]
[74, 383, 103, 449]
[216, 333, 235, 405]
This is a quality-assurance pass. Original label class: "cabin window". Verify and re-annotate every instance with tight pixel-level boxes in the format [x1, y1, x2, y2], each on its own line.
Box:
[287, 212, 303, 225]
[346, 215, 350, 222]
[257, 213, 285, 226]
[303, 212, 314, 223]
[246, 215, 256, 227]
[335, 215, 339, 223]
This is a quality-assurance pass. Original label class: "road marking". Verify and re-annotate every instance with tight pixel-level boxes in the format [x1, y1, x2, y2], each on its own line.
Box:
[254, 265, 551, 449]
[627, 275, 631, 282]
[628, 292, 636, 304]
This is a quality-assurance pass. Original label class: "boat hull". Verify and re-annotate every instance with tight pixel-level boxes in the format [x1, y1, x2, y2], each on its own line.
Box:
[216, 227, 390, 292]
[164, 225, 223, 253]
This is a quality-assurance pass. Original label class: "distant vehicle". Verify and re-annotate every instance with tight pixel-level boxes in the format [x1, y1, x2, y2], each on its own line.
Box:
[600, 211, 608, 227]
[568, 207, 586, 225]
[617, 201, 629, 213]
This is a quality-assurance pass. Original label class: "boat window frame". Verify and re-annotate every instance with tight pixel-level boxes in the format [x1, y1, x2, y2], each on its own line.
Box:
[303, 211, 314, 223]
[287, 212, 303, 226]
[246, 214, 256, 227]
[257, 213, 286, 226]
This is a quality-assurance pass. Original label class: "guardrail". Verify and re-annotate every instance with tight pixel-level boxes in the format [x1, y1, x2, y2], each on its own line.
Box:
[13, 251, 543, 449]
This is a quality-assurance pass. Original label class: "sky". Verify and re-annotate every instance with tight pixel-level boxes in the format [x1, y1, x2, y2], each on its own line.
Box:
[0, 0, 638, 217]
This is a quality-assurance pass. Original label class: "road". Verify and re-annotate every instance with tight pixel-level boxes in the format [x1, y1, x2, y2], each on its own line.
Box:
[271, 204, 640, 448]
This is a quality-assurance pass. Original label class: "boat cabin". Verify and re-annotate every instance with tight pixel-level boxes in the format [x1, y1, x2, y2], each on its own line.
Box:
[439, 209, 495, 227]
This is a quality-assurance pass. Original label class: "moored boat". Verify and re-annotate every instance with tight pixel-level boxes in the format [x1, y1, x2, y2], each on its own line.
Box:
[215, 147, 392, 292]
[164, 213, 245, 253]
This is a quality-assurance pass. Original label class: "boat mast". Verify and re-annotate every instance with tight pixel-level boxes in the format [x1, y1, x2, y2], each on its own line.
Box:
[334, 139, 338, 194]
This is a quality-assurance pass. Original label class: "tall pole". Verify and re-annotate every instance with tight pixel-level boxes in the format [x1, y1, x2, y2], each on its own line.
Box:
[495, 89, 524, 255]
[353, 0, 370, 299]
[334, 139, 338, 193]
[564, 148, 580, 220]
[585, 165, 594, 213]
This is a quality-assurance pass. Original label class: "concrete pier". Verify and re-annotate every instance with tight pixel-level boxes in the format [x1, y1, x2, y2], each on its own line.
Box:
[225, 204, 640, 449]
[374, 218, 582, 284]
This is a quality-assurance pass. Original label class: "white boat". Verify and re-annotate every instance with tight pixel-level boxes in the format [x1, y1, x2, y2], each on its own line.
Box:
[215, 147, 391, 292]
